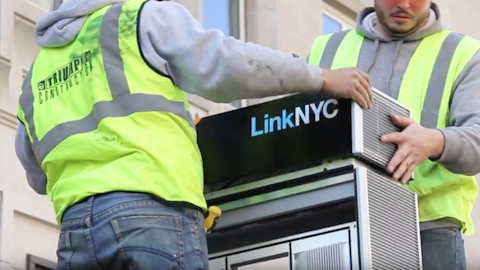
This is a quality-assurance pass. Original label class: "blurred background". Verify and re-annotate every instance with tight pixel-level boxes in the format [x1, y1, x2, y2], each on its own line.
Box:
[0, 0, 479, 269]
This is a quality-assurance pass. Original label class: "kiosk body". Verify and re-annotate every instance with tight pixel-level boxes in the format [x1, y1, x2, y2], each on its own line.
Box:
[205, 162, 422, 270]
[198, 89, 421, 269]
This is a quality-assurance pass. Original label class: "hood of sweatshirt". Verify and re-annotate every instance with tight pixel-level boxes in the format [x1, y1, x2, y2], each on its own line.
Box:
[350, 2, 446, 95]
[35, 0, 127, 48]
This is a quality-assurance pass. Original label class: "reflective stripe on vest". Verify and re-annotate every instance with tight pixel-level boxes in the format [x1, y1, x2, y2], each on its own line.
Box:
[19, 2, 195, 163]
[308, 29, 478, 129]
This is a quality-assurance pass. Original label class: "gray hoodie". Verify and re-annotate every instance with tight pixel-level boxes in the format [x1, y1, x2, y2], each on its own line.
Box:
[354, 5, 480, 230]
[15, 0, 325, 194]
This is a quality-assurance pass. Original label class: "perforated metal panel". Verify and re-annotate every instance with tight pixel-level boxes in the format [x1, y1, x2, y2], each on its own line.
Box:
[366, 169, 421, 270]
[294, 242, 346, 270]
[361, 90, 410, 169]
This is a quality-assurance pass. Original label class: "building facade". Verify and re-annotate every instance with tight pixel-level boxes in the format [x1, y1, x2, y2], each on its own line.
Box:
[0, 0, 478, 269]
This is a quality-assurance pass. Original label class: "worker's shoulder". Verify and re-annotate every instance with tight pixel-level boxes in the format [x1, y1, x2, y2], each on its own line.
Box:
[440, 31, 480, 76]
[442, 30, 480, 49]
[312, 29, 355, 41]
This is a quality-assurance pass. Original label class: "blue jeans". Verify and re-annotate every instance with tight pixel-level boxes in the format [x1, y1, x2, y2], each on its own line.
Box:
[56, 192, 210, 270]
[421, 227, 466, 270]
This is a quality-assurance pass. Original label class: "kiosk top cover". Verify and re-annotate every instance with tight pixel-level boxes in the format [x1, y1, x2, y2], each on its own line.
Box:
[197, 93, 354, 185]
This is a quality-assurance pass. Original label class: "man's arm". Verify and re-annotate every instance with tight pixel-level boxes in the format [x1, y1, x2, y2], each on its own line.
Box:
[435, 50, 480, 175]
[137, 1, 323, 103]
[15, 123, 47, 194]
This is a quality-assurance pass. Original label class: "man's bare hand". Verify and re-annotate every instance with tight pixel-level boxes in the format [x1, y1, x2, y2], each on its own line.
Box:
[381, 114, 445, 184]
[321, 67, 373, 109]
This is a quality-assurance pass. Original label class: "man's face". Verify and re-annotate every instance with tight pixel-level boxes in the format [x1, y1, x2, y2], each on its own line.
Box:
[375, 0, 431, 35]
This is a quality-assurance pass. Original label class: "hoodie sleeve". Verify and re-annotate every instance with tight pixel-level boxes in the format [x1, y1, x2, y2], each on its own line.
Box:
[15, 123, 47, 195]
[137, 1, 324, 103]
[435, 50, 480, 175]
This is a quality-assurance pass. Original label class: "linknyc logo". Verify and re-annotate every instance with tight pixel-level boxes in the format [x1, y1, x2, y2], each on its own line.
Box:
[250, 99, 339, 137]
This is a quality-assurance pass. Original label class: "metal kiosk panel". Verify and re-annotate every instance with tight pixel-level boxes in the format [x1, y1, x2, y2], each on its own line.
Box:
[206, 165, 422, 270]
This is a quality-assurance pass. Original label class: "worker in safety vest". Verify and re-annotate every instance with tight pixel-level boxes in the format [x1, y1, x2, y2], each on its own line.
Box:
[308, 0, 480, 269]
[14, 0, 374, 269]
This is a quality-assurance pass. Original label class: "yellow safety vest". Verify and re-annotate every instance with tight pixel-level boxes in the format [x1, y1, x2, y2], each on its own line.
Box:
[17, 0, 206, 224]
[308, 29, 479, 235]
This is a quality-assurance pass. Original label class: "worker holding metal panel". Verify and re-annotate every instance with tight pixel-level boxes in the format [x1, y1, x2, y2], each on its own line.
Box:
[307, 0, 480, 269]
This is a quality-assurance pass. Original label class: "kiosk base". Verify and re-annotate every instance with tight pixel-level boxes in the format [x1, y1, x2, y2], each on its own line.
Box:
[210, 222, 359, 270]
[206, 160, 422, 270]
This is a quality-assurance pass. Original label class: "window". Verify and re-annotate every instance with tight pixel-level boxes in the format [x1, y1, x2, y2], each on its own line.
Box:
[322, 14, 342, 34]
[26, 254, 56, 270]
[202, 0, 241, 39]
[322, 3, 355, 34]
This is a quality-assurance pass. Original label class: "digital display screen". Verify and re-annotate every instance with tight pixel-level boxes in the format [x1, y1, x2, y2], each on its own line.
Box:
[198, 93, 353, 185]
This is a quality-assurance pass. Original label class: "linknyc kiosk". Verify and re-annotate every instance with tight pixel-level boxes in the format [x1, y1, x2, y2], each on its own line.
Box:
[197, 89, 422, 270]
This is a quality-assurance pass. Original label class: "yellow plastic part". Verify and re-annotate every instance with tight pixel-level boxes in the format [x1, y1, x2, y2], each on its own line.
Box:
[204, 206, 222, 231]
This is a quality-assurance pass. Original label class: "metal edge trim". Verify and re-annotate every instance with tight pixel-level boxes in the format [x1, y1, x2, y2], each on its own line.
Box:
[349, 223, 361, 270]
[227, 243, 290, 270]
[217, 171, 355, 212]
[351, 99, 364, 156]
[205, 159, 358, 200]
[372, 87, 411, 116]
[355, 167, 372, 270]
[372, 87, 399, 105]
[414, 194, 424, 270]
[214, 178, 355, 230]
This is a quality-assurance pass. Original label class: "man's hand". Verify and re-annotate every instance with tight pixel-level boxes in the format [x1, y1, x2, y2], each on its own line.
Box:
[321, 67, 373, 109]
[381, 114, 445, 184]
